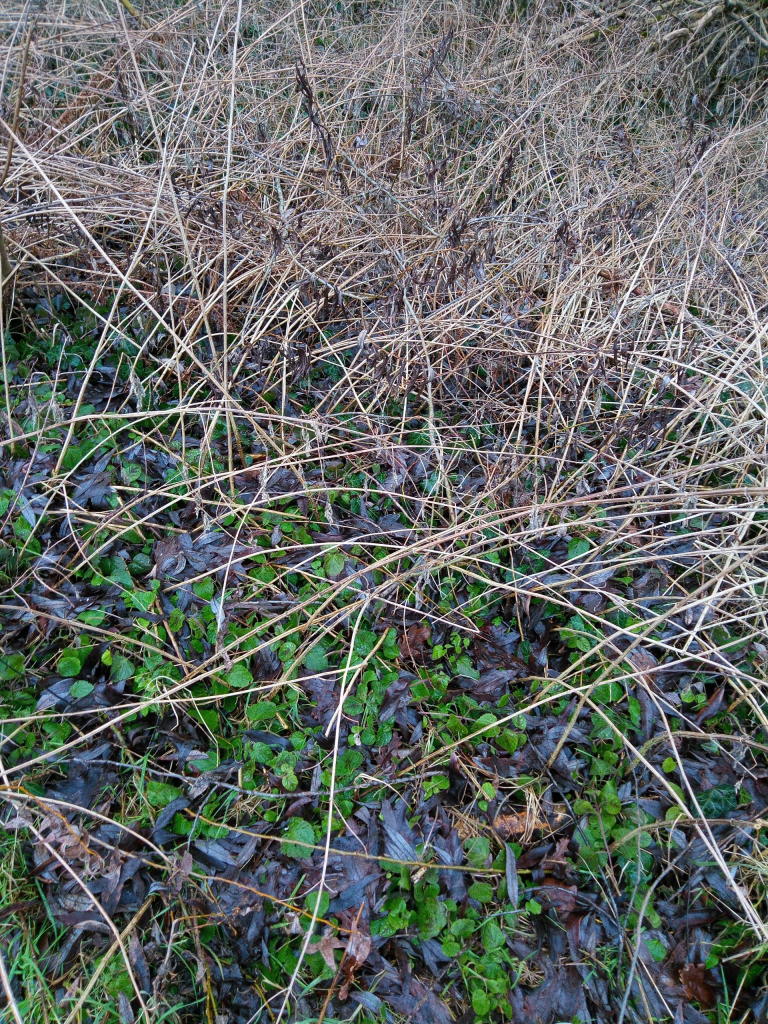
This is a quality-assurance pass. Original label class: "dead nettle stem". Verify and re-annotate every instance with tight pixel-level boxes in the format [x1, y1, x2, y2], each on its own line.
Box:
[0, 20, 33, 304]
[222, 0, 244, 492]
[403, 24, 454, 152]
[0, 19, 32, 190]
[1, 19, 33, 446]
[295, 58, 335, 169]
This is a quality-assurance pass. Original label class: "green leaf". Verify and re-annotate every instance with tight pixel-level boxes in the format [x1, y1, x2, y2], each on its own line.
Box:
[190, 706, 219, 733]
[190, 752, 218, 772]
[662, 757, 676, 773]
[77, 609, 106, 626]
[193, 578, 214, 601]
[305, 891, 330, 917]
[525, 898, 542, 915]
[324, 549, 346, 578]
[168, 607, 185, 632]
[415, 897, 447, 940]
[145, 780, 182, 808]
[381, 628, 400, 659]
[468, 882, 494, 903]
[645, 937, 667, 963]
[281, 818, 315, 859]
[107, 555, 134, 590]
[251, 564, 276, 584]
[171, 813, 192, 835]
[454, 654, 480, 679]
[697, 784, 737, 819]
[304, 646, 329, 673]
[277, 642, 296, 663]
[226, 663, 253, 689]
[69, 680, 94, 699]
[43, 721, 72, 747]
[0, 653, 24, 680]
[125, 589, 155, 613]
[354, 629, 378, 657]
[601, 781, 622, 816]
[451, 918, 475, 939]
[58, 651, 84, 677]
[464, 837, 490, 868]
[249, 742, 275, 765]
[246, 701, 278, 723]
[594, 681, 623, 704]
[110, 654, 135, 682]
[568, 538, 591, 559]
[482, 920, 506, 952]
[472, 990, 491, 1016]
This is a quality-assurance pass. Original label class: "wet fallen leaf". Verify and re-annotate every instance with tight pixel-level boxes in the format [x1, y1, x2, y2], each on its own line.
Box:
[339, 920, 373, 999]
[492, 810, 570, 840]
[680, 963, 717, 1009]
[398, 624, 431, 662]
[310, 928, 346, 970]
[535, 876, 579, 916]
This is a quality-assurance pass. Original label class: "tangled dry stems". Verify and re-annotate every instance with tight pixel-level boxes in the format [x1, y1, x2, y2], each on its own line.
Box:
[1, 0, 768, 1019]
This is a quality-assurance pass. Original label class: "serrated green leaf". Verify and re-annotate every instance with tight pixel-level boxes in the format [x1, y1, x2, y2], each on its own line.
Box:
[415, 897, 447, 939]
[69, 680, 94, 699]
[468, 882, 494, 903]
[568, 537, 591, 559]
[601, 780, 622, 816]
[464, 837, 490, 868]
[324, 549, 346, 578]
[282, 818, 314, 858]
[58, 651, 84, 677]
[482, 920, 505, 952]
[110, 654, 135, 682]
[304, 646, 329, 672]
[0, 653, 24, 680]
[248, 742, 275, 765]
[226, 663, 253, 688]
[246, 701, 278, 723]
[145, 780, 182, 808]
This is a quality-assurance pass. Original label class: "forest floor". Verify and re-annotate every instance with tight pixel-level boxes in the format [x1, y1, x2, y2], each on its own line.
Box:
[1, 1, 768, 1022]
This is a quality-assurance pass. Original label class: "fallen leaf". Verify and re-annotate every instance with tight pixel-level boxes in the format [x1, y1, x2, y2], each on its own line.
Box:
[339, 921, 373, 1000]
[398, 624, 431, 662]
[535, 876, 579, 916]
[309, 928, 346, 970]
[680, 963, 717, 1009]
[492, 810, 570, 840]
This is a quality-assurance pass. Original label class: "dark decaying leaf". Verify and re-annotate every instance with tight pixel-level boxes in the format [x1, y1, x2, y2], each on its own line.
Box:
[398, 624, 431, 662]
[680, 963, 717, 1009]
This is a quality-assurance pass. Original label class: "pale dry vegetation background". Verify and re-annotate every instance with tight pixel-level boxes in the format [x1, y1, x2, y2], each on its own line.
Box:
[1, 0, 768, 1022]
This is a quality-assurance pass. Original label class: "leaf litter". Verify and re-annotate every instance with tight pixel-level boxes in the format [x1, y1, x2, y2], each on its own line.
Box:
[1, 0, 768, 1022]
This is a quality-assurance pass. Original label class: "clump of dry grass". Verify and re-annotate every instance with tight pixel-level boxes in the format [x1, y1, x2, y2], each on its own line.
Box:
[1, 0, 768, 1020]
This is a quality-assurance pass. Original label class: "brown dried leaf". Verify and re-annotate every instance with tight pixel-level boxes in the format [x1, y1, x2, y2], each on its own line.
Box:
[399, 624, 431, 662]
[310, 928, 346, 970]
[626, 647, 657, 683]
[535, 876, 579, 916]
[339, 921, 373, 1000]
[680, 963, 717, 1009]
[492, 810, 570, 840]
